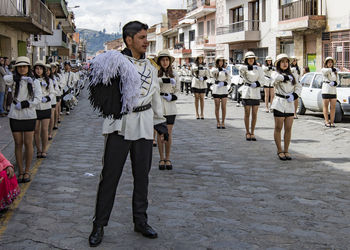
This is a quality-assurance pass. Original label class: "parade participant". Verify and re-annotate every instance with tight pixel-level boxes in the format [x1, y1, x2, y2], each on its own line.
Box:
[206, 63, 214, 99]
[262, 56, 275, 113]
[192, 55, 209, 119]
[0, 59, 6, 117]
[238, 51, 264, 141]
[88, 21, 168, 247]
[55, 62, 63, 122]
[47, 64, 60, 140]
[0, 151, 20, 211]
[61, 62, 75, 115]
[50, 63, 61, 129]
[184, 64, 192, 95]
[211, 57, 231, 129]
[271, 54, 302, 161]
[321, 57, 339, 128]
[290, 56, 301, 119]
[179, 65, 185, 93]
[4, 57, 42, 183]
[33, 61, 55, 159]
[155, 50, 179, 170]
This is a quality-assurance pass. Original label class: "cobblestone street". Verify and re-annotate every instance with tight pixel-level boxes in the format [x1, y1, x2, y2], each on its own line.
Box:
[1, 89, 350, 249]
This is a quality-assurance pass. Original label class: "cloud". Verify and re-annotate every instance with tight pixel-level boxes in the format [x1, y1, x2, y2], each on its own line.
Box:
[68, 0, 185, 33]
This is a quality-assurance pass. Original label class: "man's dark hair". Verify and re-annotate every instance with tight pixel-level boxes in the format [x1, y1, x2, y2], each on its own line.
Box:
[122, 21, 148, 46]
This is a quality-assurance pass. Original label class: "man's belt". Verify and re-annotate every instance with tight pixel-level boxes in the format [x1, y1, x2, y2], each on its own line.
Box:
[133, 103, 152, 112]
[215, 81, 228, 86]
[276, 93, 289, 99]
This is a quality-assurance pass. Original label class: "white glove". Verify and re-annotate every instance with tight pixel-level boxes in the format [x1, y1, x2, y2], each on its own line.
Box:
[250, 82, 257, 88]
[41, 81, 48, 87]
[162, 94, 172, 102]
[253, 65, 259, 70]
[218, 81, 225, 87]
[42, 97, 48, 103]
[330, 81, 336, 86]
[170, 78, 176, 86]
[287, 94, 295, 103]
[8, 88, 12, 92]
[15, 102, 22, 110]
[199, 76, 204, 81]
[22, 76, 33, 84]
[288, 75, 294, 82]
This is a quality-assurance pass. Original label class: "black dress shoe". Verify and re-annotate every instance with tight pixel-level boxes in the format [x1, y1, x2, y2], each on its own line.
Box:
[134, 223, 158, 238]
[89, 224, 104, 247]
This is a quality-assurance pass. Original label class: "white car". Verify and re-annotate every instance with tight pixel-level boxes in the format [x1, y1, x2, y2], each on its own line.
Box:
[298, 72, 350, 122]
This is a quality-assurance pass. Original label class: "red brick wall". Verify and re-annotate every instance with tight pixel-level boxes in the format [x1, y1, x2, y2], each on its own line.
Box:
[167, 9, 187, 28]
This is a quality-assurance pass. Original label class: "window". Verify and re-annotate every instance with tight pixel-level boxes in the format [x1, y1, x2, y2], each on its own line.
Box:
[189, 30, 195, 41]
[232, 6, 243, 23]
[198, 22, 204, 36]
[300, 73, 314, 87]
[312, 74, 323, 89]
[211, 19, 215, 35]
[262, 0, 266, 22]
[207, 21, 210, 35]
[250, 0, 259, 30]
[179, 33, 184, 43]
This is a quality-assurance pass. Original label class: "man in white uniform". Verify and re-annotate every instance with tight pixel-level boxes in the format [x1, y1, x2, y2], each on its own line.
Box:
[88, 21, 168, 247]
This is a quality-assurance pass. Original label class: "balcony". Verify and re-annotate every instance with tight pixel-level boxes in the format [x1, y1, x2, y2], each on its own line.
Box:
[186, 0, 216, 19]
[0, 0, 53, 35]
[46, 0, 68, 18]
[216, 20, 260, 45]
[32, 29, 68, 48]
[278, 0, 326, 31]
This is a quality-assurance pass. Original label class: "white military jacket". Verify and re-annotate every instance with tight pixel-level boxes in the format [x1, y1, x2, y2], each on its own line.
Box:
[61, 71, 75, 91]
[50, 78, 60, 105]
[192, 64, 209, 89]
[4, 75, 42, 120]
[102, 53, 165, 140]
[211, 68, 231, 95]
[291, 67, 300, 83]
[321, 68, 337, 95]
[271, 71, 302, 113]
[183, 68, 192, 83]
[158, 72, 180, 116]
[35, 78, 55, 110]
[238, 65, 265, 100]
[262, 65, 275, 87]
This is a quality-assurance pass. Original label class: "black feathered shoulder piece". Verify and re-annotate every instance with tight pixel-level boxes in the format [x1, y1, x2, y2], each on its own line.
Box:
[88, 50, 141, 119]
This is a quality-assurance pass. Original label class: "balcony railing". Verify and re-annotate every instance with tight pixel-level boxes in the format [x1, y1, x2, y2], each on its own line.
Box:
[279, 0, 323, 21]
[187, 0, 211, 12]
[216, 20, 259, 36]
[0, 0, 53, 34]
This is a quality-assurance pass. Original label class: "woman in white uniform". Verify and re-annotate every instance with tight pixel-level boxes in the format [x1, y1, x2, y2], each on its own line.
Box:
[192, 55, 209, 119]
[4, 57, 42, 183]
[290, 56, 301, 119]
[156, 50, 180, 170]
[211, 57, 231, 129]
[238, 51, 264, 141]
[321, 57, 339, 127]
[271, 54, 302, 161]
[47, 64, 59, 140]
[33, 61, 55, 159]
[262, 56, 275, 113]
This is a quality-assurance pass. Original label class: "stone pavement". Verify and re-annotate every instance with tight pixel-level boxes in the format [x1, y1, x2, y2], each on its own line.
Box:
[1, 89, 350, 249]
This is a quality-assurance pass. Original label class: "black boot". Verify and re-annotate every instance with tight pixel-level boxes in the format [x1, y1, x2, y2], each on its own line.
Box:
[89, 224, 104, 247]
[134, 222, 158, 238]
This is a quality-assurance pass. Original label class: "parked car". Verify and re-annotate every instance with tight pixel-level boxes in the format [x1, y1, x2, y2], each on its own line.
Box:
[297, 72, 350, 122]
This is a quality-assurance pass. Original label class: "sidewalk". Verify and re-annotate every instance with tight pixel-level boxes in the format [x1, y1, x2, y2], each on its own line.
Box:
[0, 115, 14, 162]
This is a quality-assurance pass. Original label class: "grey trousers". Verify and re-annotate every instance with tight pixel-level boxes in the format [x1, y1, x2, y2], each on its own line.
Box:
[93, 132, 153, 226]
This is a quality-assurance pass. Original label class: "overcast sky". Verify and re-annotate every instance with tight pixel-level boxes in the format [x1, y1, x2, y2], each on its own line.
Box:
[67, 0, 185, 33]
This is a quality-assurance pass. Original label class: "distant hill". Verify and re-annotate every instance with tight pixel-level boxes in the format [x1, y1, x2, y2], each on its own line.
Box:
[77, 28, 122, 56]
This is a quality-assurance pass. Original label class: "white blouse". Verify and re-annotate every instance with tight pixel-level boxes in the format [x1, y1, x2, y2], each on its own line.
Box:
[191, 64, 209, 89]
[238, 65, 265, 100]
[158, 72, 180, 116]
[4, 75, 42, 120]
[321, 68, 338, 95]
[35, 78, 55, 110]
[262, 65, 275, 87]
[271, 71, 302, 113]
[211, 68, 231, 95]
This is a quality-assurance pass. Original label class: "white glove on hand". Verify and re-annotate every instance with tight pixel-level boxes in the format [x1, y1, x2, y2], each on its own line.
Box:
[162, 94, 172, 102]
[253, 65, 259, 70]
[288, 75, 294, 82]
[8, 88, 12, 92]
[250, 82, 257, 88]
[41, 81, 48, 87]
[199, 76, 204, 81]
[287, 94, 295, 103]
[42, 97, 48, 103]
[330, 81, 336, 86]
[218, 81, 225, 87]
[15, 103, 22, 110]
[22, 76, 33, 84]
[170, 78, 176, 86]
